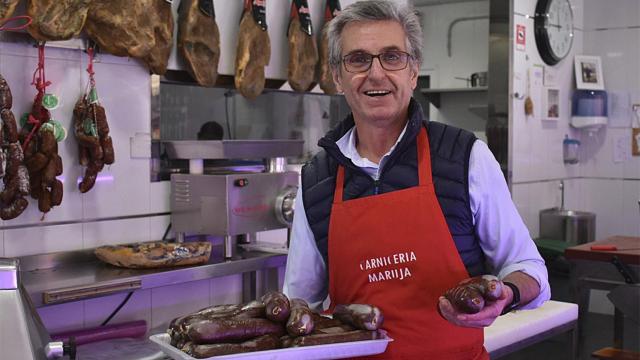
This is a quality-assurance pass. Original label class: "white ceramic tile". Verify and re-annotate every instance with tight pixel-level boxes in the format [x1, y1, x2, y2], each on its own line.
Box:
[210, 274, 243, 306]
[4, 224, 82, 257]
[149, 181, 171, 213]
[584, 29, 640, 92]
[37, 301, 84, 334]
[623, 148, 640, 179]
[150, 280, 210, 330]
[83, 290, 152, 329]
[578, 129, 622, 178]
[583, 0, 639, 30]
[149, 215, 171, 242]
[83, 218, 151, 249]
[621, 180, 640, 237]
[581, 179, 625, 240]
[511, 184, 534, 235]
[81, 60, 152, 219]
[561, 178, 582, 210]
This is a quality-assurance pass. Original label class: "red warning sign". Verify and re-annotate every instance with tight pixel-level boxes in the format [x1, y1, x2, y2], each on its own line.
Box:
[516, 24, 526, 51]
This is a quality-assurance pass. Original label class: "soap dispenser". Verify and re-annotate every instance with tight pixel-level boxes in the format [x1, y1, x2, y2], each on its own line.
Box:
[563, 135, 580, 164]
[570, 90, 608, 134]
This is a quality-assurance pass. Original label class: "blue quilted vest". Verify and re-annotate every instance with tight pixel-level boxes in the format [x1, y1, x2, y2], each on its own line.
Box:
[301, 99, 486, 277]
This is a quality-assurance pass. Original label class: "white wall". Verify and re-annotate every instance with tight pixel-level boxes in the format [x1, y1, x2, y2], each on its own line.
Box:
[0, 0, 359, 334]
[418, 0, 489, 136]
[510, 0, 640, 241]
[510, 0, 640, 315]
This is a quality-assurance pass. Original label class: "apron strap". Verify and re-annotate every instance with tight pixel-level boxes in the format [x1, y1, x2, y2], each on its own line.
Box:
[334, 165, 345, 204]
[417, 127, 432, 187]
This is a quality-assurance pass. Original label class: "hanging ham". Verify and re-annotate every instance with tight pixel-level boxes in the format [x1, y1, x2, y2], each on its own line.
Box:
[85, 0, 173, 75]
[142, 0, 173, 75]
[287, 0, 318, 92]
[178, 0, 221, 87]
[318, 0, 341, 95]
[0, 0, 20, 20]
[27, 0, 92, 41]
[234, 0, 271, 100]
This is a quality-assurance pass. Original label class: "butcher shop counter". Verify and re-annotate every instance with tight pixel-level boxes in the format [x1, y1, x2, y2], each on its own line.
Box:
[18, 244, 287, 308]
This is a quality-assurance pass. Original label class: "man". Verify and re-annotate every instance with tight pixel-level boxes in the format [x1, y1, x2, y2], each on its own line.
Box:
[283, 1, 550, 358]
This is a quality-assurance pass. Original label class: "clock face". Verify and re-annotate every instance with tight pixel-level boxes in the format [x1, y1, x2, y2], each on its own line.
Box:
[535, 0, 574, 65]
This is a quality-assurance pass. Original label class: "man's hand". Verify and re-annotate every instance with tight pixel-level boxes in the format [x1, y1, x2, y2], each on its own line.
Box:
[438, 283, 513, 328]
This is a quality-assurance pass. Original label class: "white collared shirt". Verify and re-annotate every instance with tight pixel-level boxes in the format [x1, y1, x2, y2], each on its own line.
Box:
[283, 125, 551, 311]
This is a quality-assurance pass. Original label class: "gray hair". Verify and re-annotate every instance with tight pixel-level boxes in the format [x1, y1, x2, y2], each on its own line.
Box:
[326, 0, 423, 71]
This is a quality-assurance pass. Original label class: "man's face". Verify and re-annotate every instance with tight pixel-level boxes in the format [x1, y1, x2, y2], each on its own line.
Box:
[333, 20, 418, 129]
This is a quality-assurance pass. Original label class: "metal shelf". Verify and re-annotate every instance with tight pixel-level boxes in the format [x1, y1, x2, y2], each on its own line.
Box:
[19, 245, 287, 307]
[162, 140, 304, 160]
[420, 87, 488, 108]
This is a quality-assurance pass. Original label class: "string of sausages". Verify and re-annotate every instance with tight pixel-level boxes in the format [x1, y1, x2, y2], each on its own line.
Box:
[0, 74, 30, 220]
[20, 44, 63, 217]
[73, 47, 114, 193]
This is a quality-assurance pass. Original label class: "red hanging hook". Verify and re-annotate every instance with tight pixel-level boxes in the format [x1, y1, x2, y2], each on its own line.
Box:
[0, 15, 32, 32]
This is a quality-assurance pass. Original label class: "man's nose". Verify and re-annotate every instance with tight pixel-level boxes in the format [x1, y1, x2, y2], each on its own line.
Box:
[368, 56, 386, 77]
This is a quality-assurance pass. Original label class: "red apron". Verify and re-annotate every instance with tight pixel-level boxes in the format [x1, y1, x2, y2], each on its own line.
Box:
[328, 127, 488, 359]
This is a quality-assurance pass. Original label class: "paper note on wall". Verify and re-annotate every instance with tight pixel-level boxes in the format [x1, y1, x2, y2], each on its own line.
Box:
[613, 134, 631, 163]
[531, 65, 544, 120]
[608, 91, 632, 128]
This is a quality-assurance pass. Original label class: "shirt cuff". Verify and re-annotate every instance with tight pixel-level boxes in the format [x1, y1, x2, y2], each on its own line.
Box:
[497, 263, 551, 310]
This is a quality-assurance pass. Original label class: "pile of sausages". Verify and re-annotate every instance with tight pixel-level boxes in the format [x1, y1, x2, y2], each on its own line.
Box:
[0, 75, 30, 220]
[167, 291, 384, 359]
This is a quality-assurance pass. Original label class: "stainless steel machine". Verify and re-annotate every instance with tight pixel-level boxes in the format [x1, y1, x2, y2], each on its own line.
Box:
[0, 258, 76, 359]
[166, 140, 302, 258]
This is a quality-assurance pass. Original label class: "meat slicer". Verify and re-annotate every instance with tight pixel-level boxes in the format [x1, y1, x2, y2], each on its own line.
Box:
[1, 258, 76, 359]
[165, 140, 302, 258]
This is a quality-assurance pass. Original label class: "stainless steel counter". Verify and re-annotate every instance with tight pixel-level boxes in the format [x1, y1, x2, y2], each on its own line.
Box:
[19, 245, 287, 307]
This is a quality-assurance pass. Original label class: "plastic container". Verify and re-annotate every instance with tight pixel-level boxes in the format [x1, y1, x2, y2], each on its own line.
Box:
[563, 135, 580, 164]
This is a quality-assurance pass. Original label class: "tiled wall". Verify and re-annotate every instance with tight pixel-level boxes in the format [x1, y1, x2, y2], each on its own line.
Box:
[0, 41, 167, 256]
[510, 0, 640, 241]
[418, 0, 490, 138]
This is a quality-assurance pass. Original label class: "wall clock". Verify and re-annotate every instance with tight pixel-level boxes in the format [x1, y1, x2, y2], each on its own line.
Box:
[534, 0, 574, 65]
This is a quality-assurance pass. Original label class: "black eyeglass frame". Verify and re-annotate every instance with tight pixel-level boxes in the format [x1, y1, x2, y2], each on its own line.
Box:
[341, 50, 414, 73]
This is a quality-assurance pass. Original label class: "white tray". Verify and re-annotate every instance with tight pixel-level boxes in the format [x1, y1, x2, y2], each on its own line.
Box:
[149, 332, 393, 360]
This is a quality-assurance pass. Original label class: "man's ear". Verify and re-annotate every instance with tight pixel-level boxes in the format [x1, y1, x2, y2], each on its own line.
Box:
[410, 63, 419, 90]
[332, 67, 343, 93]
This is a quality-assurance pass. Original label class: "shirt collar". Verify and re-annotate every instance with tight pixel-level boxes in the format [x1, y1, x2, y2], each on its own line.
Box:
[336, 122, 409, 172]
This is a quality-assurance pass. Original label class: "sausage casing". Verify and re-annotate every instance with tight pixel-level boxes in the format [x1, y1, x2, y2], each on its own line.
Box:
[1, 109, 18, 143]
[261, 291, 290, 323]
[286, 298, 315, 336]
[458, 275, 504, 301]
[333, 304, 384, 331]
[186, 317, 284, 344]
[0, 197, 28, 220]
[444, 284, 485, 314]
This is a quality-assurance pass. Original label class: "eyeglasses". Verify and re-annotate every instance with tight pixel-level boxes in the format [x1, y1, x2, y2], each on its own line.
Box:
[342, 50, 413, 73]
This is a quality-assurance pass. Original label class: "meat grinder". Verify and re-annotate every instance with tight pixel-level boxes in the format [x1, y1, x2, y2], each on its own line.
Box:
[165, 140, 302, 258]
